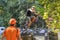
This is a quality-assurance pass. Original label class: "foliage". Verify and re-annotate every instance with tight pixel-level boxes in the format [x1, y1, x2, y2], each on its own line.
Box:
[0, 0, 60, 29]
[0, 0, 45, 28]
[37, 0, 60, 29]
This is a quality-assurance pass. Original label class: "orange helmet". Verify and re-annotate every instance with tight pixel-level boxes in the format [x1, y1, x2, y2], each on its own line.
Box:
[9, 18, 16, 25]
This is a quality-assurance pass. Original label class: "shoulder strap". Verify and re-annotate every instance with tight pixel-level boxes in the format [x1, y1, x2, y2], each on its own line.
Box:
[15, 27, 18, 32]
[16, 28, 18, 33]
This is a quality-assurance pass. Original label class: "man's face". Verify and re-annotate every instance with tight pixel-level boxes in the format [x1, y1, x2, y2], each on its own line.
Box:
[31, 7, 35, 13]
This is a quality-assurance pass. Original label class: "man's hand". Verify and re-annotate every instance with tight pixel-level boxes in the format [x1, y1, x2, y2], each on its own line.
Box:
[18, 36, 22, 40]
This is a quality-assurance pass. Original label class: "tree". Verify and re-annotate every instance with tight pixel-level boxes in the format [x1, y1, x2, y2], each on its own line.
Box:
[37, 0, 60, 29]
[0, 0, 46, 28]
